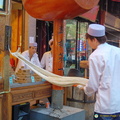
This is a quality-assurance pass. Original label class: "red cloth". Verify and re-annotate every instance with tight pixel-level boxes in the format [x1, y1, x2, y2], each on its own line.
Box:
[10, 58, 15, 67]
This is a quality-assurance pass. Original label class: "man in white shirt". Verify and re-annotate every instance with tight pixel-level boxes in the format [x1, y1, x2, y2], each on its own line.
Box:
[78, 24, 120, 120]
[15, 42, 41, 73]
[41, 39, 53, 72]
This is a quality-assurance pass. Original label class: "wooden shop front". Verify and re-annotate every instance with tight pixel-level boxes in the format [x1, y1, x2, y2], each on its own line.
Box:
[0, 1, 52, 120]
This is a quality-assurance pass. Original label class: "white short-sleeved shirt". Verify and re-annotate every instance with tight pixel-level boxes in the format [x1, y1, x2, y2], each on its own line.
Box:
[40, 51, 53, 72]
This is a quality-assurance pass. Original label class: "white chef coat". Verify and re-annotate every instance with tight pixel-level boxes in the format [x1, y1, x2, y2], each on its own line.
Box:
[84, 43, 120, 114]
[40, 51, 53, 72]
[15, 50, 41, 73]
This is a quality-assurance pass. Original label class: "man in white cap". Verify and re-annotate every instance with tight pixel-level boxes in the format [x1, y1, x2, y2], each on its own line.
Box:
[15, 42, 41, 73]
[40, 39, 53, 72]
[77, 24, 120, 120]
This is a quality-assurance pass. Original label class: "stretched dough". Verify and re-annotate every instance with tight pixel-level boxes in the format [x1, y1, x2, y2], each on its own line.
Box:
[9, 48, 88, 87]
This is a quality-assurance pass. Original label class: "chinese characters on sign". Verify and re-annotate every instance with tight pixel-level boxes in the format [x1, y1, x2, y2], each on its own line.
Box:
[58, 25, 63, 64]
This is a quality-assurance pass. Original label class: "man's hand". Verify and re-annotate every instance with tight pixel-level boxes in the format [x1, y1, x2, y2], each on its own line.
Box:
[77, 85, 84, 90]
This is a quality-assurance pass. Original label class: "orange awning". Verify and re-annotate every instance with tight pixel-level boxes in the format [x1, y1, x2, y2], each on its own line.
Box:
[78, 5, 99, 22]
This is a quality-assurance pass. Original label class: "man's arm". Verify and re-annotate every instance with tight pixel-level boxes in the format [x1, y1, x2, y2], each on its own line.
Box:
[84, 55, 104, 96]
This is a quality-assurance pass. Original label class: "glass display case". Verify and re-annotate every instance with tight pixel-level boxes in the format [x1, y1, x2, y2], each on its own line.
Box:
[64, 19, 89, 77]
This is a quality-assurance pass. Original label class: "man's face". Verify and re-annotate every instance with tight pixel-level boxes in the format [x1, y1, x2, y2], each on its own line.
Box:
[87, 38, 98, 49]
[29, 46, 37, 55]
[50, 42, 53, 50]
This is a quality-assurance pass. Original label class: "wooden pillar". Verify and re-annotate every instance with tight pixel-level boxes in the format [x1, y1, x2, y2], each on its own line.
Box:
[53, 19, 64, 80]
[2, 93, 12, 120]
[51, 19, 64, 109]
[3, 52, 10, 91]
[0, 95, 3, 120]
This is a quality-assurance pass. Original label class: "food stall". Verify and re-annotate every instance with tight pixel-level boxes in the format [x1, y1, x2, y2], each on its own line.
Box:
[0, 0, 99, 120]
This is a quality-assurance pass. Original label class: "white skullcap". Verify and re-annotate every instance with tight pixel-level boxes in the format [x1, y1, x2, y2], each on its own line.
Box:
[49, 39, 53, 46]
[29, 42, 37, 47]
[87, 24, 105, 37]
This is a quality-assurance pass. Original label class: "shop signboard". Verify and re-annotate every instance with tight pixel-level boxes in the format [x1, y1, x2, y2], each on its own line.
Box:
[0, 17, 5, 52]
[0, 25, 11, 51]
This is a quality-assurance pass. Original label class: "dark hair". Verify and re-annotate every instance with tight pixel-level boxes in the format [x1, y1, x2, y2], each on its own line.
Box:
[50, 41, 53, 46]
[86, 33, 107, 44]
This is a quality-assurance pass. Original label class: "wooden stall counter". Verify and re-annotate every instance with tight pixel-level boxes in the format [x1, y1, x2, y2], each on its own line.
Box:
[1, 81, 52, 120]
[10, 81, 52, 106]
